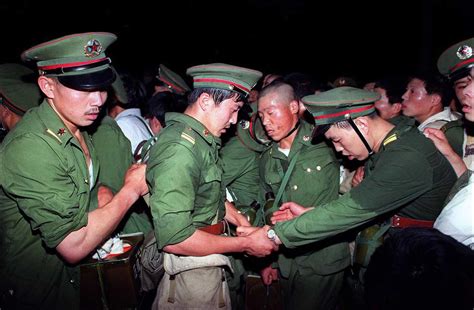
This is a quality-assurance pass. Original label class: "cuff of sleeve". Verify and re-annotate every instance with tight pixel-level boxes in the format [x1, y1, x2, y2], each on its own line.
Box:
[158, 225, 196, 250]
[274, 222, 297, 249]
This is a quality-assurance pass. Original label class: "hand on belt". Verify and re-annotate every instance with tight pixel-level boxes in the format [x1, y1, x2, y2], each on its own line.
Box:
[391, 215, 434, 228]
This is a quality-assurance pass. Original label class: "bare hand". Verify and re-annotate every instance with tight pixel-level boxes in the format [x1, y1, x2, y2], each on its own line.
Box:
[423, 128, 454, 157]
[260, 265, 279, 285]
[243, 226, 278, 257]
[236, 225, 259, 236]
[123, 163, 148, 196]
[225, 200, 251, 227]
[97, 185, 113, 208]
[270, 202, 312, 224]
[351, 166, 365, 187]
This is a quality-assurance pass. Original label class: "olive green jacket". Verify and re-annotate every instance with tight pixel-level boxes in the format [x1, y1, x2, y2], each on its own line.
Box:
[260, 121, 350, 276]
[275, 122, 457, 248]
[89, 115, 153, 234]
[146, 112, 225, 249]
[0, 101, 97, 309]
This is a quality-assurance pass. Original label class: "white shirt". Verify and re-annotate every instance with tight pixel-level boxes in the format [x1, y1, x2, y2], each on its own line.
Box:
[417, 107, 461, 131]
[434, 173, 474, 249]
[115, 108, 153, 154]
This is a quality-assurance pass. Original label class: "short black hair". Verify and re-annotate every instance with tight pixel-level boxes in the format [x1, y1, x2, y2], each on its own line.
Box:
[365, 228, 474, 310]
[374, 76, 407, 104]
[187, 87, 247, 106]
[408, 71, 453, 107]
[147, 92, 187, 127]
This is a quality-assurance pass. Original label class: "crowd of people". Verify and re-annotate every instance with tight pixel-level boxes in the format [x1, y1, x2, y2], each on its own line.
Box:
[0, 31, 473, 310]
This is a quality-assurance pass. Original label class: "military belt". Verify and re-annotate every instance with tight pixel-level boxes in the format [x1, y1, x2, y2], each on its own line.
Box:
[391, 215, 434, 228]
[198, 220, 226, 235]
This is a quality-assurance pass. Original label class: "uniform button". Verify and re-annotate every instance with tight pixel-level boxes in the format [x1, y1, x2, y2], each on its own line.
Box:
[292, 185, 298, 191]
[316, 165, 321, 171]
[306, 168, 312, 173]
[84, 179, 89, 184]
[70, 279, 75, 284]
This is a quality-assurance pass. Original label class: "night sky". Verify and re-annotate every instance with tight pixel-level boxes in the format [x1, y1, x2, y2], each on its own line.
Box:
[1, 0, 473, 85]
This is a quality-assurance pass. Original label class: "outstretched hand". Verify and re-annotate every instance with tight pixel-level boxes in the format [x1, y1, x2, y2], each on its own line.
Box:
[270, 202, 313, 224]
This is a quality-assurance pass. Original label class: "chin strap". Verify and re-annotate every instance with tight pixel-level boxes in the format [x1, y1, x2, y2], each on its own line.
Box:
[347, 118, 373, 155]
[281, 120, 301, 140]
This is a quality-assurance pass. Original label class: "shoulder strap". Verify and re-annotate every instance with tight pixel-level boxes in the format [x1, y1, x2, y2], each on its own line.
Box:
[273, 151, 301, 209]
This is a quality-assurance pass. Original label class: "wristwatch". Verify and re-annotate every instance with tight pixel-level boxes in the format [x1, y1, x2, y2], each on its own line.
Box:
[267, 228, 276, 241]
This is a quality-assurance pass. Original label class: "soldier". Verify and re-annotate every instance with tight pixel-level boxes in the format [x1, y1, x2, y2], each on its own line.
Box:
[0, 32, 148, 309]
[425, 37, 474, 248]
[0, 63, 41, 138]
[153, 63, 191, 96]
[239, 86, 457, 304]
[146, 63, 277, 309]
[257, 80, 350, 310]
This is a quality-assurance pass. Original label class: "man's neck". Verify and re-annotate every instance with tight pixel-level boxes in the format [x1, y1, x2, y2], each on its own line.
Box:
[371, 118, 396, 153]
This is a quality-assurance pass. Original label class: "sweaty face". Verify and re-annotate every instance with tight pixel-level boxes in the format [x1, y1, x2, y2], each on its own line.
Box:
[401, 78, 432, 120]
[52, 82, 107, 129]
[374, 87, 399, 120]
[325, 124, 370, 161]
[207, 96, 243, 137]
[258, 93, 298, 142]
[453, 68, 474, 122]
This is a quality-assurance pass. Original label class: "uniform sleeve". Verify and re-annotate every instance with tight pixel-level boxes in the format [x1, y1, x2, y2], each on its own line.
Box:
[147, 142, 200, 249]
[1, 134, 89, 248]
[275, 146, 433, 248]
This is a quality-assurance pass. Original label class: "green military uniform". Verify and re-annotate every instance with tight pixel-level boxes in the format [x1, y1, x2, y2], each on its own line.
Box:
[147, 63, 262, 309]
[260, 120, 350, 310]
[274, 87, 457, 248]
[0, 102, 99, 309]
[147, 112, 226, 247]
[0, 32, 118, 309]
[220, 115, 270, 309]
[89, 115, 153, 234]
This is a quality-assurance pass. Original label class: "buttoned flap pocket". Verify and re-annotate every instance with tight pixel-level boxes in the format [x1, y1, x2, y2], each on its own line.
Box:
[203, 165, 222, 184]
[264, 170, 283, 187]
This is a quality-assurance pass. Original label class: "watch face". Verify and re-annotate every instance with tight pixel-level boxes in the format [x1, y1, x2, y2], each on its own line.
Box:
[267, 229, 276, 240]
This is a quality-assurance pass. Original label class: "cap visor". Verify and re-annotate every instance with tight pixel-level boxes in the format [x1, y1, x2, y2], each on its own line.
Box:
[58, 68, 116, 91]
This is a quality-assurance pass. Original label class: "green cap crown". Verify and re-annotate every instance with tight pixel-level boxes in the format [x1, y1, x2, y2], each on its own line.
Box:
[186, 63, 262, 96]
[21, 32, 117, 91]
[437, 37, 474, 81]
[157, 64, 190, 95]
[302, 86, 380, 125]
[0, 63, 41, 116]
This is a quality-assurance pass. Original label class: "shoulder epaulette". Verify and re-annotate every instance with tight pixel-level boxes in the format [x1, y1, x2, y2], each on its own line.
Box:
[180, 131, 195, 145]
[45, 128, 63, 145]
[383, 133, 397, 146]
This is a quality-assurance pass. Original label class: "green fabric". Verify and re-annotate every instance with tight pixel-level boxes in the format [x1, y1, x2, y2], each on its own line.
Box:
[0, 101, 97, 309]
[147, 112, 225, 249]
[303, 87, 380, 125]
[221, 135, 262, 207]
[89, 115, 153, 234]
[187, 63, 262, 96]
[0, 63, 41, 115]
[437, 37, 474, 77]
[275, 122, 457, 248]
[442, 119, 465, 157]
[260, 121, 350, 276]
[158, 64, 191, 95]
[21, 32, 116, 73]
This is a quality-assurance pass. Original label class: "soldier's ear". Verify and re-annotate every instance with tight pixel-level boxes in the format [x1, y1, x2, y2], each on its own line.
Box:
[289, 100, 299, 114]
[354, 117, 369, 134]
[37, 76, 56, 99]
[197, 92, 212, 111]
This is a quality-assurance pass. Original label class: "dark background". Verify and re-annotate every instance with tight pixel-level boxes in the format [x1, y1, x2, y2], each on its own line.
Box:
[1, 0, 473, 85]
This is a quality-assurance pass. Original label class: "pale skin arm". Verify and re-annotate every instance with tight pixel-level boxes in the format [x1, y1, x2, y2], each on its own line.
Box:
[164, 225, 278, 257]
[351, 166, 365, 187]
[224, 200, 251, 227]
[424, 128, 467, 177]
[237, 202, 314, 246]
[56, 164, 148, 264]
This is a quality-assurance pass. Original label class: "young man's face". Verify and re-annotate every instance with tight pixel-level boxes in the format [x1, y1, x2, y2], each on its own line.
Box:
[374, 87, 400, 120]
[324, 123, 370, 161]
[207, 96, 243, 137]
[453, 68, 474, 122]
[258, 92, 298, 143]
[401, 78, 432, 121]
[51, 79, 108, 129]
